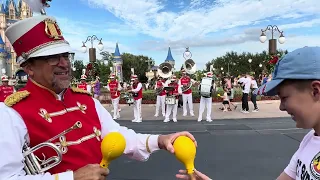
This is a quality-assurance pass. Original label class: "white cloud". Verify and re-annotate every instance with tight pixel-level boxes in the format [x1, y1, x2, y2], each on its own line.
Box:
[85, 0, 320, 41]
[55, 16, 132, 63]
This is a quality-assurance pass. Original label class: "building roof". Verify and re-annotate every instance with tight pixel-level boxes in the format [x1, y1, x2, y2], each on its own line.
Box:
[113, 43, 122, 62]
[164, 47, 175, 62]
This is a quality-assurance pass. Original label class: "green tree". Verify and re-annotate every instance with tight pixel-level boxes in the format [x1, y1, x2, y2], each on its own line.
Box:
[73, 60, 85, 79]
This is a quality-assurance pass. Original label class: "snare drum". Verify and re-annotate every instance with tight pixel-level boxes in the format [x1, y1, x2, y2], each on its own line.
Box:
[165, 96, 176, 105]
[126, 97, 134, 104]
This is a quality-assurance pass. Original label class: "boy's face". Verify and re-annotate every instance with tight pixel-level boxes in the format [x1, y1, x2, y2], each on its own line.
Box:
[277, 81, 320, 129]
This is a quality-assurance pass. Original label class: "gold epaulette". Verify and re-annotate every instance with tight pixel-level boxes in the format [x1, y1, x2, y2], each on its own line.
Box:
[71, 87, 92, 96]
[4, 90, 30, 107]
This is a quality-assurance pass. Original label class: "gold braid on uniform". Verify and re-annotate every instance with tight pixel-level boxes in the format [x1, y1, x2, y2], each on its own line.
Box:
[4, 90, 30, 107]
[71, 87, 92, 96]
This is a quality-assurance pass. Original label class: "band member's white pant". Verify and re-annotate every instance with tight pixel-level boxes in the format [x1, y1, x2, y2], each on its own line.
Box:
[155, 95, 166, 116]
[111, 97, 120, 119]
[198, 96, 212, 121]
[164, 99, 178, 122]
[182, 93, 194, 116]
[133, 98, 142, 122]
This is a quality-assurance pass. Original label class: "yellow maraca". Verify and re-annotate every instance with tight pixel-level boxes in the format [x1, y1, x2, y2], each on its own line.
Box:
[173, 136, 197, 179]
[100, 132, 126, 168]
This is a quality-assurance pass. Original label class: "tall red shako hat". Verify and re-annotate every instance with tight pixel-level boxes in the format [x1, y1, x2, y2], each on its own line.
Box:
[5, 15, 72, 66]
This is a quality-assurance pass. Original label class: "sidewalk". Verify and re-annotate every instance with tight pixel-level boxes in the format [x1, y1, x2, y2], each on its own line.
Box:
[102, 100, 290, 121]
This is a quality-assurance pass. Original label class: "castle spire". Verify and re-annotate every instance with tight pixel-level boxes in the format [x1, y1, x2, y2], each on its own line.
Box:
[164, 46, 175, 67]
[113, 42, 122, 62]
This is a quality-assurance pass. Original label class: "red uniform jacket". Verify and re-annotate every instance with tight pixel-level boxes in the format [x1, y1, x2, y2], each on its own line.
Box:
[166, 82, 180, 99]
[132, 82, 142, 100]
[180, 76, 192, 94]
[156, 80, 166, 96]
[8, 79, 101, 174]
[0, 85, 14, 102]
[108, 80, 120, 99]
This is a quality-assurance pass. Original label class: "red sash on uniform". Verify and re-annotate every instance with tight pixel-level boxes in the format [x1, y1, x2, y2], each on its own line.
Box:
[0, 85, 14, 102]
[180, 76, 192, 94]
[132, 82, 142, 100]
[108, 80, 120, 99]
[11, 79, 101, 174]
[77, 82, 87, 90]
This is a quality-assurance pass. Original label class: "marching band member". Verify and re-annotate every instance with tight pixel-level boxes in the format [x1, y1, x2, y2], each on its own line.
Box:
[197, 72, 215, 122]
[154, 76, 166, 117]
[106, 74, 121, 119]
[179, 69, 195, 116]
[77, 74, 88, 91]
[0, 15, 196, 180]
[164, 76, 181, 123]
[128, 75, 143, 123]
[0, 75, 15, 102]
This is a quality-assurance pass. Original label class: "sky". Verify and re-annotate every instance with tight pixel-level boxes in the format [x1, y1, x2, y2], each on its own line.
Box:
[41, 0, 320, 70]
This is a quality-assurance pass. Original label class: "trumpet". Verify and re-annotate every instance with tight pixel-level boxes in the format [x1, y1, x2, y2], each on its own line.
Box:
[23, 121, 82, 175]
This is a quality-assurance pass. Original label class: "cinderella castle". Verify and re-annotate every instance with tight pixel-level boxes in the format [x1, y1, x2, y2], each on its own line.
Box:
[0, 0, 32, 78]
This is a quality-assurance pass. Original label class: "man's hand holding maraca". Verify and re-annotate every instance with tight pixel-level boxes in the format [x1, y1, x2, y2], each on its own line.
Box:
[157, 131, 197, 153]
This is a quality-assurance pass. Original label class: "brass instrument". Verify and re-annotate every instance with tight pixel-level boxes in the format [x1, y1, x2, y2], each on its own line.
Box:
[158, 62, 173, 79]
[23, 121, 82, 175]
[155, 87, 164, 95]
[181, 81, 192, 92]
[183, 59, 197, 75]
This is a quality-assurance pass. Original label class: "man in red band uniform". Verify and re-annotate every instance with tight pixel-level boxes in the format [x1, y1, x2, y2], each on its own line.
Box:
[128, 75, 143, 123]
[77, 74, 88, 91]
[164, 76, 182, 123]
[106, 74, 121, 119]
[154, 76, 166, 117]
[178, 69, 195, 116]
[0, 15, 196, 180]
[0, 75, 15, 102]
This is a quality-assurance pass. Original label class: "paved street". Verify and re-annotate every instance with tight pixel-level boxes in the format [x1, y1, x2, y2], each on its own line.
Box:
[106, 117, 309, 180]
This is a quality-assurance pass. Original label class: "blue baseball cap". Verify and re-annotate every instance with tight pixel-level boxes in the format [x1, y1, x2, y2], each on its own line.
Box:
[254, 46, 320, 96]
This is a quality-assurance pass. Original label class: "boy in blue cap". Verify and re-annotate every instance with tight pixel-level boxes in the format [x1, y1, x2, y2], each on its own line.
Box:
[175, 46, 320, 180]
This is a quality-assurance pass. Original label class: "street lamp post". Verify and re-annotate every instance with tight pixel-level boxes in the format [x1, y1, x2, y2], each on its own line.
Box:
[259, 25, 285, 55]
[81, 35, 104, 62]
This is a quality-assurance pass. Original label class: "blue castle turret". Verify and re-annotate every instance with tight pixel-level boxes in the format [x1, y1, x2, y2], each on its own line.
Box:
[113, 43, 122, 63]
[164, 47, 175, 67]
[112, 43, 123, 82]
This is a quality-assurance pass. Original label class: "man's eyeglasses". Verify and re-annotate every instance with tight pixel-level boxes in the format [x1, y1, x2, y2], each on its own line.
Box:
[44, 53, 71, 66]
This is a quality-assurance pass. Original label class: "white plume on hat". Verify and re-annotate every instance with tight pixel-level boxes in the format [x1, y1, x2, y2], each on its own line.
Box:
[23, 0, 47, 13]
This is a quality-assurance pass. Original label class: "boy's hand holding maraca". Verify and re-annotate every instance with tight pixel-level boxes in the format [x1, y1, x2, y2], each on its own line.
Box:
[157, 131, 197, 153]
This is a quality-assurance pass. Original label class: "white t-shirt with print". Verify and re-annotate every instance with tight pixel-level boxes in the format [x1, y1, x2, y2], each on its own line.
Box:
[284, 130, 320, 179]
[238, 77, 251, 93]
